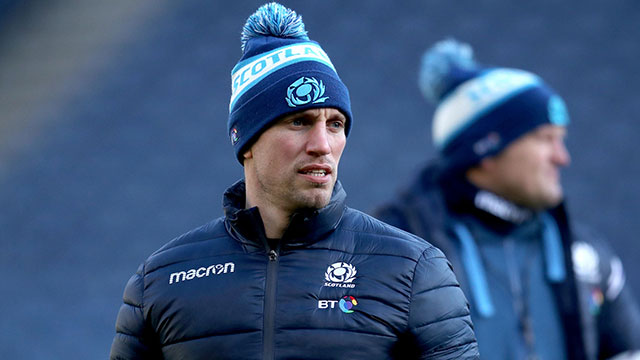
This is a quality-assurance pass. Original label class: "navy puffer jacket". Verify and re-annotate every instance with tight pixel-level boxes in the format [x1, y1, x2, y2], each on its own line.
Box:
[110, 180, 478, 359]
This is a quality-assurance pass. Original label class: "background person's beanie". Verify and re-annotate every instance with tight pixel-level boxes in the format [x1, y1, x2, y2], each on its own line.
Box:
[228, 2, 352, 164]
[419, 39, 570, 174]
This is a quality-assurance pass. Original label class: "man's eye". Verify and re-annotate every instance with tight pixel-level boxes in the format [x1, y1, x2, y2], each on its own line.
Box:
[542, 134, 555, 142]
[330, 121, 344, 129]
[534, 132, 553, 142]
[291, 119, 303, 126]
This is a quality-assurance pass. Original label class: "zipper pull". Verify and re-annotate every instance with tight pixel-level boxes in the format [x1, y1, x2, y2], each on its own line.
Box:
[268, 249, 278, 261]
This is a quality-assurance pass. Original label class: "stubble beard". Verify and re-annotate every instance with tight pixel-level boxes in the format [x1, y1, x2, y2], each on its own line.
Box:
[290, 180, 334, 210]
[527, 182, 564, 211]
[544, 185, 564, 208]
[258, 174, 335, 213]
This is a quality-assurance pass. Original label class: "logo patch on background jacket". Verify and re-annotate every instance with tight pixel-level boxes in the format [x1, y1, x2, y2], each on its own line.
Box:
[572, 242, 601, 283]
[324, 262, 356, 288]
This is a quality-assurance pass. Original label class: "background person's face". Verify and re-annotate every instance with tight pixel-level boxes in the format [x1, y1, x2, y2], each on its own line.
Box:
[244, 108, 347, 213]
[483, 124, 570, 210]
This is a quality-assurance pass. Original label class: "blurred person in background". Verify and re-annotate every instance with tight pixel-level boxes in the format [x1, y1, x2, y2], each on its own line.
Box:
[109, 5, 478, 359]
[373, 39, 640, 360]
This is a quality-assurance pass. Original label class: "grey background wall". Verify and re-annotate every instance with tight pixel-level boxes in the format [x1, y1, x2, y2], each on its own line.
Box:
[0, 1, 638, 358]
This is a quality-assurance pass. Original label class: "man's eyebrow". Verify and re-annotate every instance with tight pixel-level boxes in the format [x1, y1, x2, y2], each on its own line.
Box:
[329, 113, 346, 121]
[281, 113, 305, 122]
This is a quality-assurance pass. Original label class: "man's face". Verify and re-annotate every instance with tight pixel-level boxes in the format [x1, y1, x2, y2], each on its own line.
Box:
[243, 108, 347, 213]
[480, 124, 571, 210]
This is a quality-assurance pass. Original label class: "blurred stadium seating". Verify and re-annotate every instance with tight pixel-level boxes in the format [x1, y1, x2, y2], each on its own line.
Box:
[0, 1, 638, 358]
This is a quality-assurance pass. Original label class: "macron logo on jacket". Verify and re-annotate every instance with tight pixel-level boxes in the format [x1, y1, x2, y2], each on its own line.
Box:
[169, 262, 235, 284]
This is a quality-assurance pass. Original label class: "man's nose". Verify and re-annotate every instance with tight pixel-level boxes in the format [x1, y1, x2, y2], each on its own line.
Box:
[553, 140, 571, 166]
[306, 123, 331, 156]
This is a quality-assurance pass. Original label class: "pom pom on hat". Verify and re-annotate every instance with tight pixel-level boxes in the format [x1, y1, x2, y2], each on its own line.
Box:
[419, 38, 569, 174]
[228, 3, 352, 165]
[419, 39, 478, 103]
[241, 2, 309, 52]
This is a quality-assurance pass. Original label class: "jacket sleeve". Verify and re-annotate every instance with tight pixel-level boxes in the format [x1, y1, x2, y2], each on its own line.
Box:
[110, 264, 163, 360]
[597, 255, 640, 356]
[408, 247, 479, 359]
[572, 223, 640, 357]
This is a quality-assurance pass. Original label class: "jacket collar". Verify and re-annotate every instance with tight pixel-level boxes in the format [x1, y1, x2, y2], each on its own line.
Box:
[429, 167, 535, 233]
[223, 179, 346, 251]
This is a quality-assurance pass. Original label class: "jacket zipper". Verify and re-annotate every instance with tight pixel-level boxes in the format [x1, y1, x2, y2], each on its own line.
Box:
[504, 238, 537, 359]
[263, 249, 279, 360]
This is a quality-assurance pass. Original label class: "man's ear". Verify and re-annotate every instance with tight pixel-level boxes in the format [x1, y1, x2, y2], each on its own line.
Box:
[467, 157, 495, 189]
[467, 156, 495, 183]
[243, 148, 253, 160]
[478, 156, 497, 171]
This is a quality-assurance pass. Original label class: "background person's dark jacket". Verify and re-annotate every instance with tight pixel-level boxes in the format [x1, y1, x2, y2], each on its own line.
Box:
[373, 163, 640, 360]
[110, 180, 479, 359]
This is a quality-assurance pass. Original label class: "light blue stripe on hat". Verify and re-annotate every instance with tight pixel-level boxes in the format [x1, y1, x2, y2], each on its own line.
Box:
[547, 95, 570, 126]
[433, 69, 540, 150]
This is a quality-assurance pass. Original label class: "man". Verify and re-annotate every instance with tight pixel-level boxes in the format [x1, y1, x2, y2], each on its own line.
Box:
[109, 5, 478, 359]
[374, 39, 640, 359]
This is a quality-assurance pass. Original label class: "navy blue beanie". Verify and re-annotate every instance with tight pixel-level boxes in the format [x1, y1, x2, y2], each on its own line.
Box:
[419, 39, 570, 173]
[228, 3, 352, 164]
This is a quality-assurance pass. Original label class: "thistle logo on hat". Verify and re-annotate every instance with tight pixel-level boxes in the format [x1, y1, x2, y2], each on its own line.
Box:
[419, 38, 569, 173]
[286, 76, 328, 107]
[227, 2, 352, 164]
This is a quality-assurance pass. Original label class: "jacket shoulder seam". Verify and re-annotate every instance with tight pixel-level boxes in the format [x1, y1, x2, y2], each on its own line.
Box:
[151, 232, 229, 257]
[303, 246, 423, 262]
[338, 226, 429, 248]
[141, 262, 147, 311]
[406, 248, 447, 330]
[145, 250, 247, 275]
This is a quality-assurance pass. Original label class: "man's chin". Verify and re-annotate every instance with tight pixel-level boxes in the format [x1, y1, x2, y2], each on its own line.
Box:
[550, 194, 564, 208]
[537, 191, 564, 210]
[298, 187, 333, 209]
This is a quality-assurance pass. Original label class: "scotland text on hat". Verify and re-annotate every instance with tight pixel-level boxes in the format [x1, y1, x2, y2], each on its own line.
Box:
[229, 42, 335, 111]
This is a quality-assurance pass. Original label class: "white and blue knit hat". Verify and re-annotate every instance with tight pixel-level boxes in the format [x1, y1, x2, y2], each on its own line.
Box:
[228, 3, 352, 164]
[419, 39, 570, 173]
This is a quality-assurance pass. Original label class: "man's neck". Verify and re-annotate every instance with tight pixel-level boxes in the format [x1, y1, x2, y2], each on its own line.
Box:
[439, 171, 535, 229]
[243, 172, 292, 239]
[248, 201, 290, 239]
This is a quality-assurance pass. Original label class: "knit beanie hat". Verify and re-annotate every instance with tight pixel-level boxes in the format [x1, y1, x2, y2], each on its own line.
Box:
[228, 2, 352, 164]
[419, 39, 570, 173]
